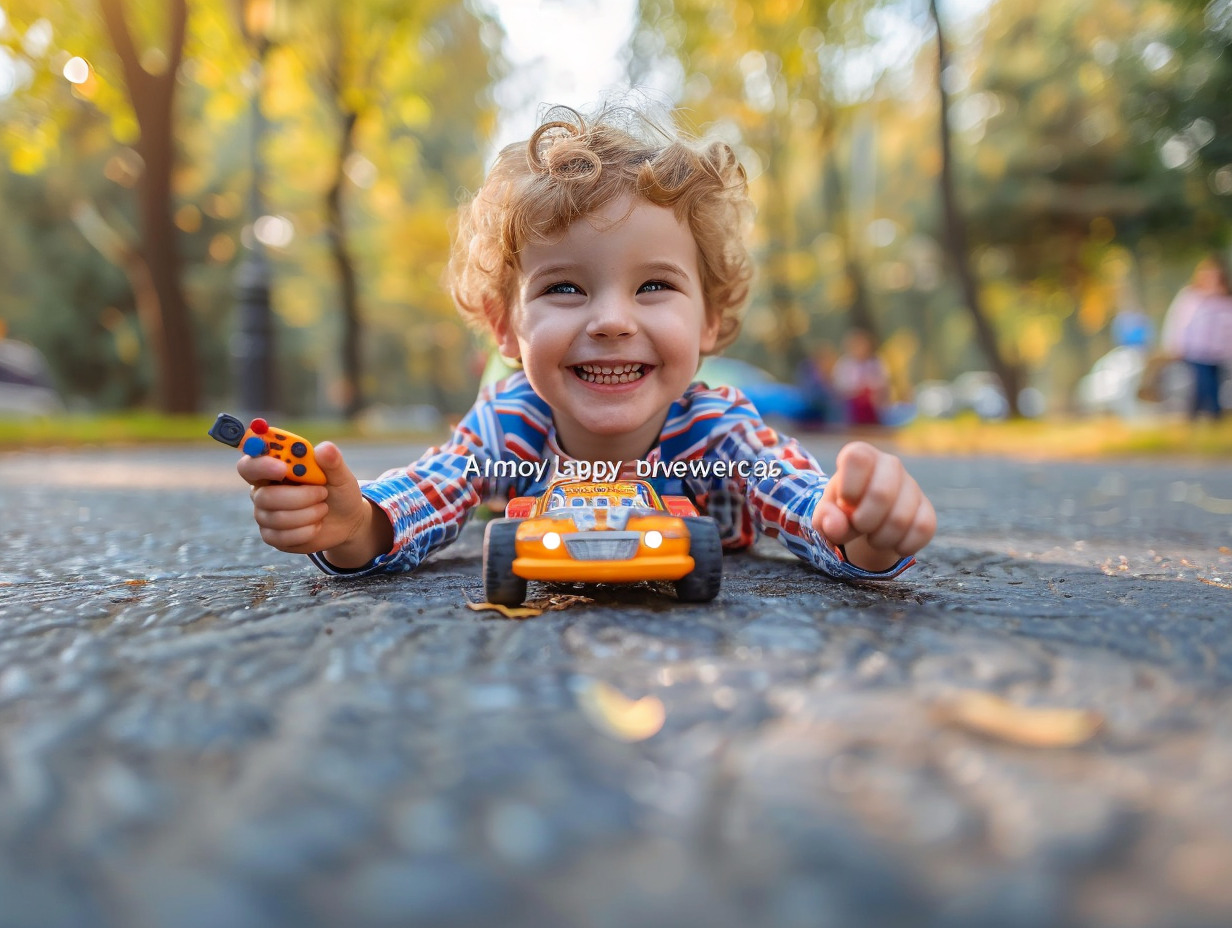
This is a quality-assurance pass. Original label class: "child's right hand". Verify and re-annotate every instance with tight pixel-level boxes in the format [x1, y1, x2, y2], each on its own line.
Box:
[238, 441, 392, 568]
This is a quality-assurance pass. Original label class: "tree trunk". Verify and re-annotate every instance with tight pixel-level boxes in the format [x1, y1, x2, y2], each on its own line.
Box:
[99, 0, 199, 413]
[819, 120, 879, 343]
[764, 124, 806, 372]
[326, 110, 364, 420]
[929, 0, 1021, 416]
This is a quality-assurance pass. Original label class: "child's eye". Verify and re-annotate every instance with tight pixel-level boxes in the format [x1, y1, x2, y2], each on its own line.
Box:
[543, 281, 583, 295]
[638, 280, 672, 293]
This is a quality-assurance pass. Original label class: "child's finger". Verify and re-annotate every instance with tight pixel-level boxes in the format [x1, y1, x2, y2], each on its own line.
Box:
[865, 478, 921, 552]
[315, 442, 358, 490]
[831, 441, 879, 510]
[898, 497, 938, 556]
[237, 454, 287, 487]
[251, 483, 329, 511]
[814, 499, 860, 546]
[844, 452, 904, 536]
[254, 502, 330, 532]
[259, 523, 322, 552]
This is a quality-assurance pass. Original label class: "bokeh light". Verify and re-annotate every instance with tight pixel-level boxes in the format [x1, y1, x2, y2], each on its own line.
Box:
[253, 214, 294, 248]
[62, 56, 90, 85]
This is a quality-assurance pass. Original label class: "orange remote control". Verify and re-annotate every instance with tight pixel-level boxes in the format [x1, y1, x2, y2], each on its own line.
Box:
[208, 413, 327, 485]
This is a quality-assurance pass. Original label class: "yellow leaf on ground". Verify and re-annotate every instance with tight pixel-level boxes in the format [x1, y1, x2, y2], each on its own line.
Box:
[465, 600, 543, 619]
[931, 690, 1103, 748]
[577, 680, 666, 742]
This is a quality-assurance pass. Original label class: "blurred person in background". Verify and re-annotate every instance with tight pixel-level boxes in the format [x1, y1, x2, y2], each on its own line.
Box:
[832, 328, 889, 426]
[1161, 254, 1232, 420]
[796, 342, 841, 428]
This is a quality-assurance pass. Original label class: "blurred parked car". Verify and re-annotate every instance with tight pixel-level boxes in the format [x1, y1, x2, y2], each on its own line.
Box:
[914, 371, 1045, 420]
[696, 357, 814, 424]
[0, 339, 64, 416]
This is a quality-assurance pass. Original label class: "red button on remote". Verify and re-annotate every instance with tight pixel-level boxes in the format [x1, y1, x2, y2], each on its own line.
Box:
[250, 418, 269, 435]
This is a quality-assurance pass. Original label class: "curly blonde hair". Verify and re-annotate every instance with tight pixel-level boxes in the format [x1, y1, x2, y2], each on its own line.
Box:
[449, 106, 754, 354]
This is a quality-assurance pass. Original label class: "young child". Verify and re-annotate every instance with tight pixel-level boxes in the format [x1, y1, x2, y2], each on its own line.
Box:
[833, 328, 890, 426]
[238, 107, 936, 582]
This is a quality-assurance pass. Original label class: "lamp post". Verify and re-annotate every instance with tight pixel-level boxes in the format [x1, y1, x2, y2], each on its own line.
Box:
[233, 0, 278, 415]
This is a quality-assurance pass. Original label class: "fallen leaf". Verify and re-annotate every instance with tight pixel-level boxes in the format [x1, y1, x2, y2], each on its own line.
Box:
[1219, 547, 1230, 555]
[1188, 488, 1232, 516]
[465, 600, 543, 619]
[932, 690, 1103, 748]
[123, 579, 150, 587]
[577, 680, 666, 742]
[1199, 577, 1232, 590]
[524, 594, 594, 612]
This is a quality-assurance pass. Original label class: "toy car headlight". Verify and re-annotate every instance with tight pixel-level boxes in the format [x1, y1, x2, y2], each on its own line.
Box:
[543, 532, 562, 550]
[644, 530, 663, 549]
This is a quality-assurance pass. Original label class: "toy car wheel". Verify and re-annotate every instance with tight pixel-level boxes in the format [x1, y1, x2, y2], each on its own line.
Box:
[483, 518, 527, 606]
[675, 517, 722, 602]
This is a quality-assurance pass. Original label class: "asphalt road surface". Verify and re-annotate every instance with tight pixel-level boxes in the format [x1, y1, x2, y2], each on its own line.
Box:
[1, 437, 1230, 928]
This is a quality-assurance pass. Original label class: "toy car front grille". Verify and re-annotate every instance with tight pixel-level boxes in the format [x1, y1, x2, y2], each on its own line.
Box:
[564, 531, 641, 560]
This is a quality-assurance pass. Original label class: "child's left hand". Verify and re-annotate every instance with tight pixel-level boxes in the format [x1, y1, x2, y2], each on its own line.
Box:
[813, 441, 936, 573]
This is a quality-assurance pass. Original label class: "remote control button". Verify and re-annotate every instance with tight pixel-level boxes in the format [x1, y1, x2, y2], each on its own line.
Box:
[291, 442, 307, 458]
[292, 464, 307, 477]
[250, 418, 269, 435]
[243, 436, 267, 457]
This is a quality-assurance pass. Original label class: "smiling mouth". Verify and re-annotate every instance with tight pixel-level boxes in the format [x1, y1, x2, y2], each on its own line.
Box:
[571, 363, 649, 385]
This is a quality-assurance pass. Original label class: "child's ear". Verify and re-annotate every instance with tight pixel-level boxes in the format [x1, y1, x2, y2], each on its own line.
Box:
[493, 315, 521, 361]
[485, 297, 521, 360]
[699, 310, 721, 353]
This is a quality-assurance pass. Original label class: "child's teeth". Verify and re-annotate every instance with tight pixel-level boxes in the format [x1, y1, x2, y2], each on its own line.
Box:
[576, 363, 645, 384]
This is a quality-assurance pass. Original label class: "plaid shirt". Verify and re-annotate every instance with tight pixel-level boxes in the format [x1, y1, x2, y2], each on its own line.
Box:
[310, 371, 913, 582]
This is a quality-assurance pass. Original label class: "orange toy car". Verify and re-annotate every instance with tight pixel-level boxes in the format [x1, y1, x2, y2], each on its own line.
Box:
[207, 413, 327, 485]
[482, 477, 722, 606]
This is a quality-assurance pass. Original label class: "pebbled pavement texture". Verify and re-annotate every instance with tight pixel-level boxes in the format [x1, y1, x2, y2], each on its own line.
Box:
[0, 438, 1230, 928]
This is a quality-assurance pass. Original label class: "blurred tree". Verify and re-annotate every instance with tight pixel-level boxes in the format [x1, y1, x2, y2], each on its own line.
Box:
[928, 0, 1022, 415]
[277, 0, 502, 419]
[966, 0, 1201, 272]
[1149, 0, 1232, 236]
[0, 0, 502, 416]
[0, 1, 260, 412]
[2, 0, 202, 412]
[0, 155, 147, 407]
[259, 0, 502, 415]
[99, 0, 198, 412]
[950, 0, 1229, 396]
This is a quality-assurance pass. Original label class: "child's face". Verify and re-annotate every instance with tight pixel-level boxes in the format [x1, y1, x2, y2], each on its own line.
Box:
[1196, 260, 1227, 294]
[498, 195, 718, 461]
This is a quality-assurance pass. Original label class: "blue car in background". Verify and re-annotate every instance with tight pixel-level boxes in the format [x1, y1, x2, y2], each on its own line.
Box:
[695, 357, 816, 425]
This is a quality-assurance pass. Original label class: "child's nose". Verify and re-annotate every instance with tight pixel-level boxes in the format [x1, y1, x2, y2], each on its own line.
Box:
[586, 297, 638, 339]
